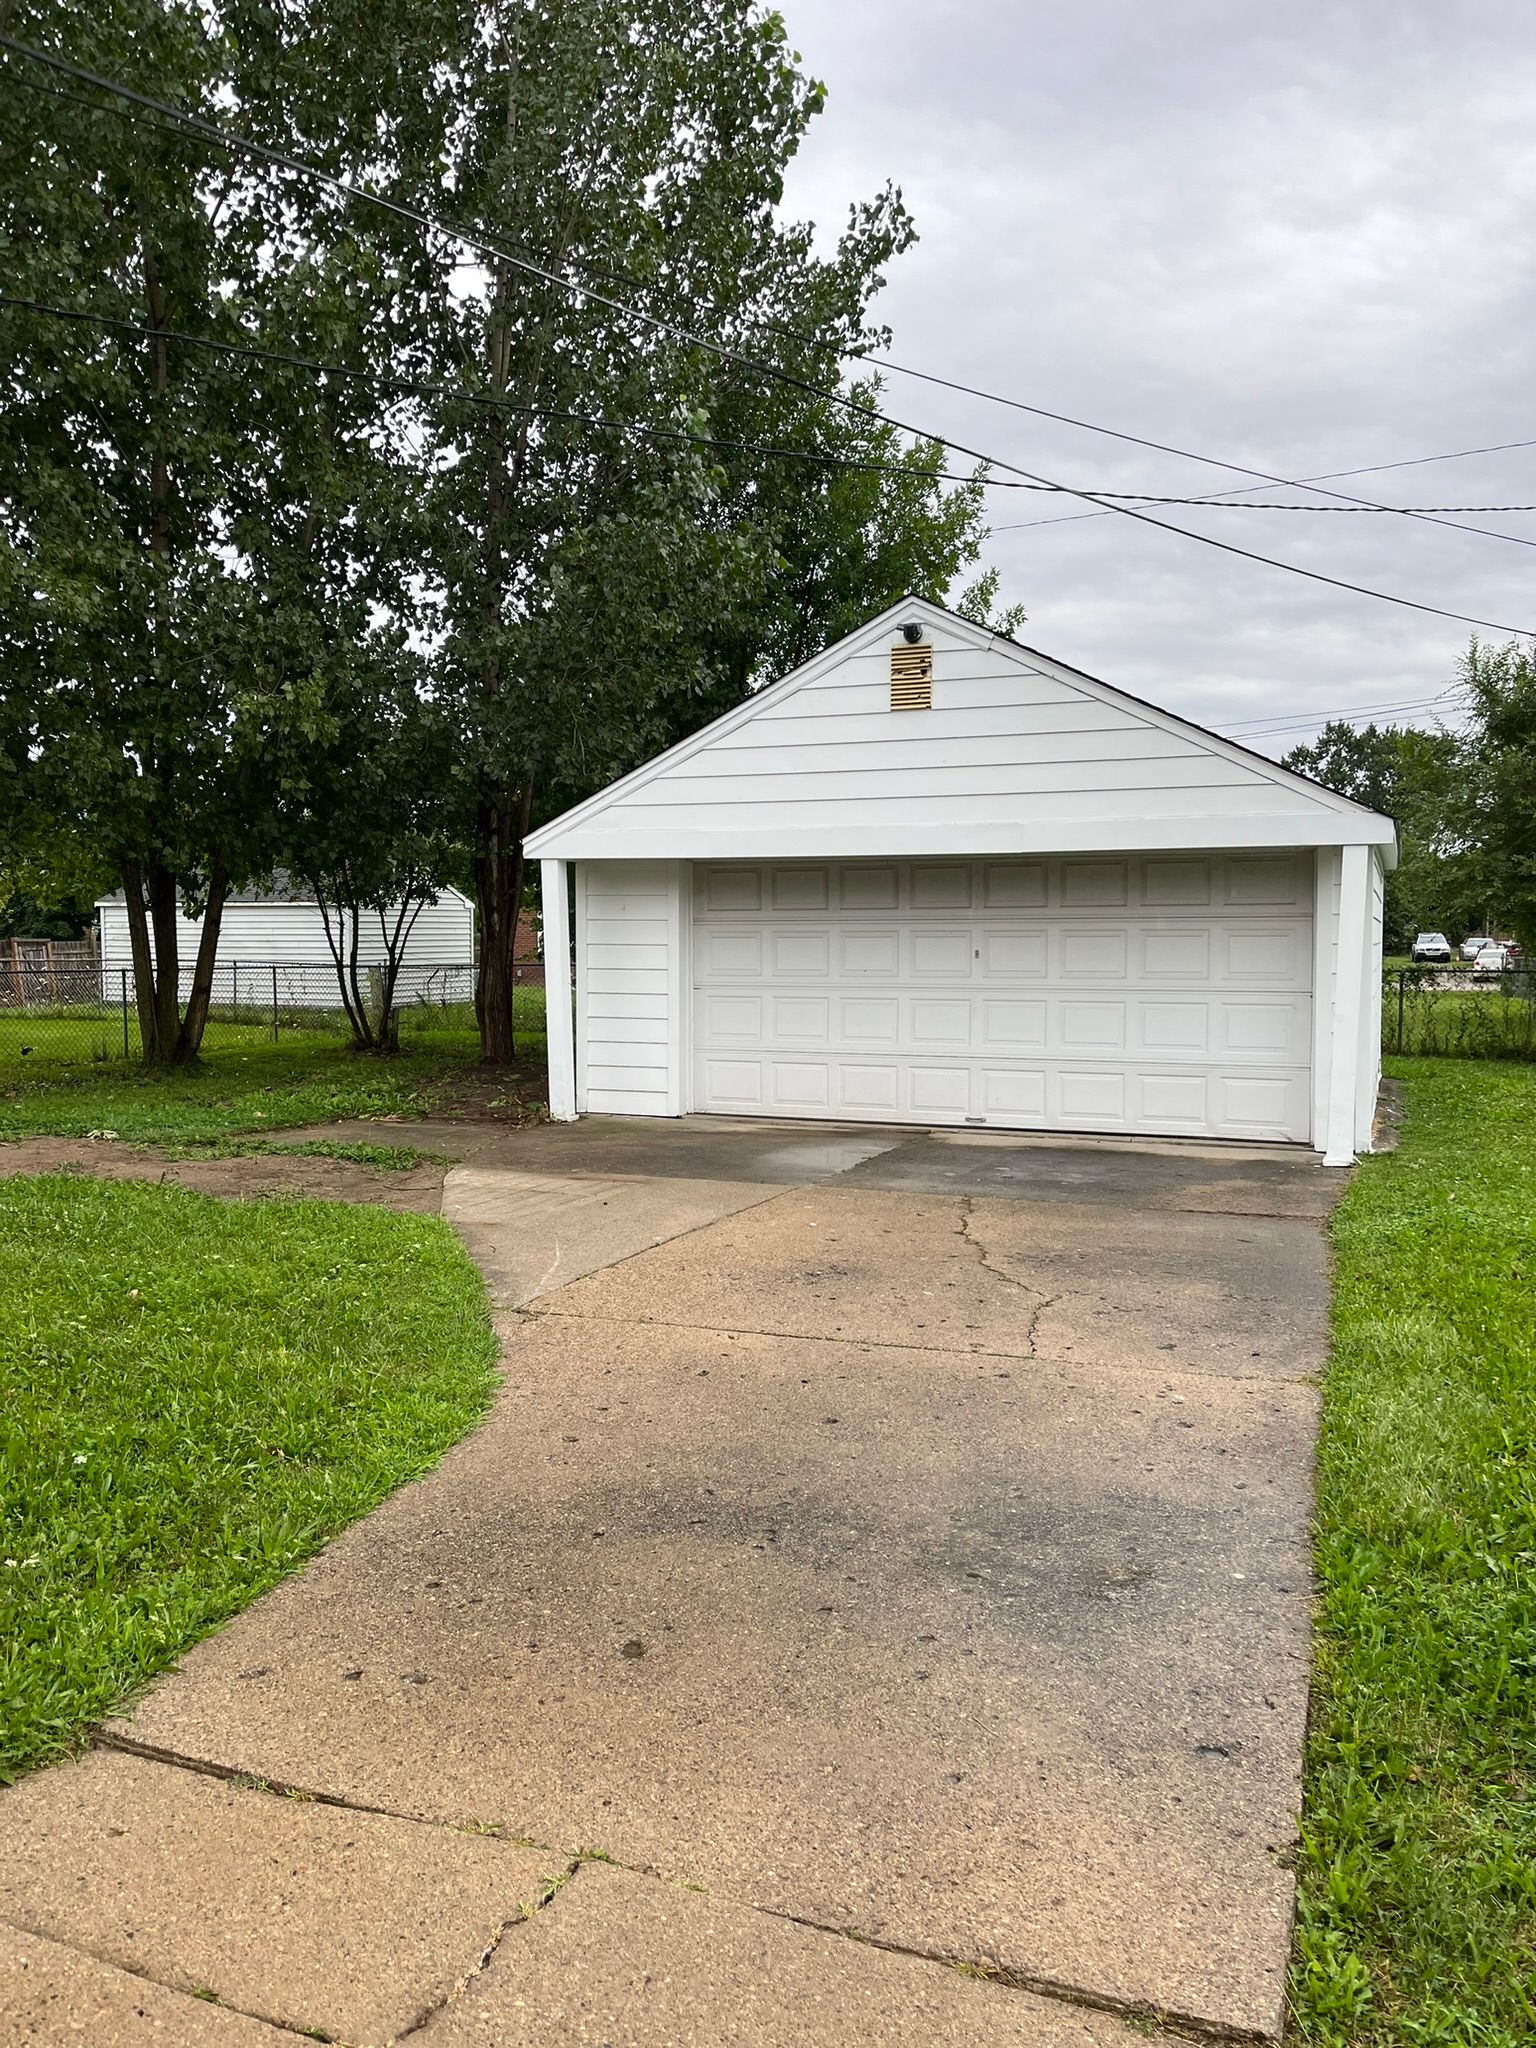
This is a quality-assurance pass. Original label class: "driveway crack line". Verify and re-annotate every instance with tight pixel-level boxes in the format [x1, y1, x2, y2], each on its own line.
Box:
[457, 1179, 795, 1309]
[956, 1196, 1065, 1358]
[79, 1736, 1271, 2046]
[90, 1729, 562, 1847]
[0, 1905, 352, 2044]
[744, 1905, 1267, 2045]
[394, 1858, 584, 2041]
[526, 1306, 1041, 1364]
[955, 1196, 1074, 1353]
[520, 1306, 1308, 1385]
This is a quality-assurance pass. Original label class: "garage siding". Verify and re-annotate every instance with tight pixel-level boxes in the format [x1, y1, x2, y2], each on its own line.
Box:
[576, 860, 679, 1116]
[546, 618, 1348, 863]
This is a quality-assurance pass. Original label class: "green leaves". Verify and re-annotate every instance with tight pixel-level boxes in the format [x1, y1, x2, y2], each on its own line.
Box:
[3, 2, 1019, 1059]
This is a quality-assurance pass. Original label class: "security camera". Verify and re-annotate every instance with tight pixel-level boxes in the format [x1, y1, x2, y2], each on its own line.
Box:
[900, 621, 924, 644]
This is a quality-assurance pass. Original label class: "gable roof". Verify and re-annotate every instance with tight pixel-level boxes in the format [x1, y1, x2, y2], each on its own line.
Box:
[96, 873, 475, 910]
[526, 595, 1397, 865]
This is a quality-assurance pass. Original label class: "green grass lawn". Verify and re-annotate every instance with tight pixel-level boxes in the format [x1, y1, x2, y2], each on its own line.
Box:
[0, 986, 548, 1144]
[1293, 1059, 1536, 2045]
[0, 1174, 497, 1781]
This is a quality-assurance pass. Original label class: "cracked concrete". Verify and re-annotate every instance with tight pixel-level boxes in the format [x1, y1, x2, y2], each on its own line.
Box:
[410, 1859, 1153, 2047]
[0, 1114, 1333, 2044]
[957, 1194, 1062, 1356]
[0, 1746, 564, 2046]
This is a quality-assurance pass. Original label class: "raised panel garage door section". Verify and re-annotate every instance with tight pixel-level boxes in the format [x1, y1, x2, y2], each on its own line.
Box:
[691, 855, 1313, 1142]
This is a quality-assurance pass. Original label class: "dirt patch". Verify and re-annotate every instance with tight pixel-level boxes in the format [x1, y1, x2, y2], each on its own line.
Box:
[428, 1057, 549, 1124]
[0, 1138, 446, 1213]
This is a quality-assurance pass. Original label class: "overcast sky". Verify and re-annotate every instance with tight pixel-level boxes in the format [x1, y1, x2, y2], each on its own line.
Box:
[776, 0, 1536, 756]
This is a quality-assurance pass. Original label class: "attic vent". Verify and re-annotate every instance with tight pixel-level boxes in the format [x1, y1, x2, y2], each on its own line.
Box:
[889, 642, 933, 711]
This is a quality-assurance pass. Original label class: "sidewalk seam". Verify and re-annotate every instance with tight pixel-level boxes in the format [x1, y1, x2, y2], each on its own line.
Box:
[522, 1305, 1309, 1386]
[0, 1907, 342, 2043]
[80, 1736, 1280, 2045]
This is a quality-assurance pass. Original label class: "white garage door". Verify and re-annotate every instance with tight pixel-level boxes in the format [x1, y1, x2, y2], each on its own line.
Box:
[691, 855, 1314, 1142]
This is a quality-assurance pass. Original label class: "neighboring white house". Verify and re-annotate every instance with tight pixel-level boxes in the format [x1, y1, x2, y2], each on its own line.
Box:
[97, 875, 476, 1006]
[526, 597, 1396, 1165]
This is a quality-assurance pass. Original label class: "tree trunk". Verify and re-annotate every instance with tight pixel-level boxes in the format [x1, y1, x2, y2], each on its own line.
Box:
[312, 884, 371, 1048]
[472, 785, 532, 1065]
[118, 857, 161, 1059]
[143, 861, 184, 1064]
[174, 864, 230, 1062]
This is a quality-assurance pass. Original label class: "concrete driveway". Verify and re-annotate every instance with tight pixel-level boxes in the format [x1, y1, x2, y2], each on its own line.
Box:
[0, 1119, 1338, 2046]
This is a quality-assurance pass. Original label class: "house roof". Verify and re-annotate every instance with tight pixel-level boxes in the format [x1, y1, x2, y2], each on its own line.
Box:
[526, 596, 1398, 866]
[96, 873, 474, 910]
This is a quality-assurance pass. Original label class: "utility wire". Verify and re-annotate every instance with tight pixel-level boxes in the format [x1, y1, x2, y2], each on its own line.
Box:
[992, 436, 1536, 534]
[9, 289, 1536, 514]
[2, 34, 1534, 636]
[854, 351, 1536, 552]
[0, 294, 1011, 483]
[1225, 684, 1457, 728]
[1222, 686, 1462, 738]
[390, 249, 1536, 547]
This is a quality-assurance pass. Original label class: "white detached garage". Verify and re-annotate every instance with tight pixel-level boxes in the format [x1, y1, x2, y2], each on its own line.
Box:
[527, 598, 1395, 1165]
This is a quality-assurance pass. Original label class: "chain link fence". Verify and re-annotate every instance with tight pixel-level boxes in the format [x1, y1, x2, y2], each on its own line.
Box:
[0, 960, 483, 1067]
[1384, 963, 1536, 1060]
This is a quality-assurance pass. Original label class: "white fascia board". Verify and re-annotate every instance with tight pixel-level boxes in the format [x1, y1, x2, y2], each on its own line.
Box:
[547, 812, 1390, 863]
[524, 598, 982, 859]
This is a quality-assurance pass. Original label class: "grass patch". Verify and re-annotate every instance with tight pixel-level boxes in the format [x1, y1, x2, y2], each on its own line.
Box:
[0, 1040, 481, 1145]
[0, 1173, 497, 1780]
[0, 986, 548, 1145]
[1293, 1059, 1536, 2045]
[0, 1039, 473, 1143]
[162, 1137, 450, 1171]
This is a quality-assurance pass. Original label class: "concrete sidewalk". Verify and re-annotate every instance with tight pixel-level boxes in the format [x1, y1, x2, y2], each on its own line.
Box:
[0, 1119, 1337, 2045]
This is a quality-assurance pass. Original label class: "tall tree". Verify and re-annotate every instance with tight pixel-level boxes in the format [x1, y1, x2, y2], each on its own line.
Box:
[382, 0, 1000, 1060]
[1458, 641, 1536, 949]
[1283, 718, 1473, 951]
[0, 1, 422, 1060]
[3, 0, 1021, 1075]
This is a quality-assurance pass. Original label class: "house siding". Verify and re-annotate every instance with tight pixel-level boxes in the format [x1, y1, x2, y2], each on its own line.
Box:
[97, 891, 474, 976]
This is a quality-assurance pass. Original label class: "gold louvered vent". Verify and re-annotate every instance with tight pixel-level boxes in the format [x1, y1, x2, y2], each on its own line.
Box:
[889, 641, 933, 710]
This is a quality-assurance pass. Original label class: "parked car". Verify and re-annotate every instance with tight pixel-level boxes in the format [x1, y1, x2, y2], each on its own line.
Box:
[1473, 942, 1512, 975]
[1460, 936, 1488, 960]
[1411, 932, 1453, 964]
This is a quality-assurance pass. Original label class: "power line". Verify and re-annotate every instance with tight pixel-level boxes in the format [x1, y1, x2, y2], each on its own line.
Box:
[855, 351, 1536, 554]
[9, 291, 1536, 516]
[0, 294, 1018, 484]
[991, 436, 1536, 535]
[1221, 687, 1463, 739]
[1225, 685, 1457, 729]
[2, 36, 1535, 638]
[11, 39, 1534, 546]
[387, 245, 1536, 546]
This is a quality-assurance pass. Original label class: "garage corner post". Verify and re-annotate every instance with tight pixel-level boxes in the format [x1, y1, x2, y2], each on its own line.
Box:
[1321, 842, 1369, 1167]
[542, 858, 577, 1121]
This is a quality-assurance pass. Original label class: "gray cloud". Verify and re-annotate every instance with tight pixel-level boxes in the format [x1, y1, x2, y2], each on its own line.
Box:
[778, 0, 1536, 752]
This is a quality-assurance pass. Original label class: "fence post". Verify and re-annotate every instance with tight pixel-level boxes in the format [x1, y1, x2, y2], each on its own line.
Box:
[272, 964, 279, 1043]
[120, 969, 130, 1058]
[1397, 971, 1405, 1054]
